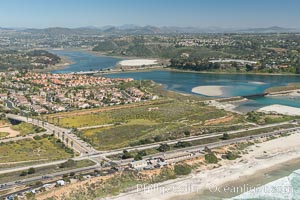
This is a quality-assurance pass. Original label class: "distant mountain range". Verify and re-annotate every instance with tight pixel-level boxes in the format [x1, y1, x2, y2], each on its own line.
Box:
[1, 25, 298, 35]
[236, 26, 297, 33]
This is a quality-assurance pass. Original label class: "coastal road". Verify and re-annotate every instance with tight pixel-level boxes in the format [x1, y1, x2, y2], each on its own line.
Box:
[113, 127, 300, 166]
[0, 163, 100, 195]
[1, 127, 299, 194]
[100, 120, 298, 156]
[1, 115, 297, 175]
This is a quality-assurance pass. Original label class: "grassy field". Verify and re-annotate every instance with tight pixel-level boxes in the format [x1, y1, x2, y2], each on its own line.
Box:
[0, 136, 73, 164]
[68, 100, 243, 150]
[0, 132, 8, 139]
[55, 101, 228, 128]
[0, 159, 95, 184]
[11, 122, 46, 136]
[246, 112, 300, 125]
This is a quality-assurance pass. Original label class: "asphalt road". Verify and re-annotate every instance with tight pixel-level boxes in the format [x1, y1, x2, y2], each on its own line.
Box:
[1, 114, 298, 196]
[0, 126, 299, 195]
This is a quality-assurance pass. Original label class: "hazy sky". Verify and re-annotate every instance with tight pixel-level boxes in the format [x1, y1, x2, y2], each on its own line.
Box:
[0, 0, 299, 28]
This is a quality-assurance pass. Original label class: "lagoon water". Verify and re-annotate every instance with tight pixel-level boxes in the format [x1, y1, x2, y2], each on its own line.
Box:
[50, 50, 300, 111]
[50, 50, 121, 73]
[105, 70, 300, 110]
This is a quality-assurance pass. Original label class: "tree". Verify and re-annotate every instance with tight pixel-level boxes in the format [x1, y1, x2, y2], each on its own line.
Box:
[70, 172, 76, 177]
[205, 152, 218, 164]
[154, 135, 162, 142]
[33, 135, 42, 140]
[59, 159, 76, 168]
[221, 133, 230, 140]
[28, 167, 35, 174]
[137, 150, 147, 157]
[247, 112, 260, 123]
[121, 150, 133, 159]
[174, 164, 192, 175]
[174, 141, 191, 148]
[20, 171, 28, 176]
[224, 151, 238, 160]
[296, 66, 300, 74]
[246, 64, 254, 71]
[134, 154, 143, 161]
[184, 130, 190, 136]
[157, 144, 170, 152]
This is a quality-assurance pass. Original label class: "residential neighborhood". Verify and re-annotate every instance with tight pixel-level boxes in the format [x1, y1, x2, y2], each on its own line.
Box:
[0, 71, 156, 115]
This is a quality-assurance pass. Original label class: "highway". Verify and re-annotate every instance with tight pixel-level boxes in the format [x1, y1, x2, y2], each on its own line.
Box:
[0, 114, 299, 197]
[1, 115, 297, 175]
[101, 120, 298, 156]
[1, 126, 299, 194]
[0, 163, 100, 191]
[114, 127, 300, 166]
[0, 124, 299, 195]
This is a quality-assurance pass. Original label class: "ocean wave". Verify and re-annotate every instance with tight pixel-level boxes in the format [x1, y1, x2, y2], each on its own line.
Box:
[230, 169, 300, 200]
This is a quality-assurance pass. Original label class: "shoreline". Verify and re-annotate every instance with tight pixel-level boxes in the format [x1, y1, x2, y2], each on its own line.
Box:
[163, 68, 300, 76]
[42, 48, 300, 76]
[33, 54, 74, 73]
[108, 131, 300, 200]
[180, 157, 300, 200]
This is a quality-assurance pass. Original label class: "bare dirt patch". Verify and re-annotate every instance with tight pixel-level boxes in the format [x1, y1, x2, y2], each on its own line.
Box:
[0, 126, 20, 138]
[204, 115, 234, 125]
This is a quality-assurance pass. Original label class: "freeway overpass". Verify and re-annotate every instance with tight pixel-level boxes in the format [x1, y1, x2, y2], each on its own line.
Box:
[6, 114, 98, 156]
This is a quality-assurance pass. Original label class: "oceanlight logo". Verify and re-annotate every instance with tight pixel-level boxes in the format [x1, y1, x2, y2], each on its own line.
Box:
[136, 183, 202, 194]
[136, 183, 294, 195]
[208, 183, 293, 195]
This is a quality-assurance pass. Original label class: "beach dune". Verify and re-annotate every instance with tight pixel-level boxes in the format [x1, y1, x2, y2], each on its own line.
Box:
[192, 85, 230, 96]
[110, 131, 300, 200]
[258, 104, 300, 116]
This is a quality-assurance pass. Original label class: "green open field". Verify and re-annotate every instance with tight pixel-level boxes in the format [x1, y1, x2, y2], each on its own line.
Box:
[77, 101, 232, 150]
[0, 136, 73, 165]
[12, 122, 46, 136]
[50, 99, 245, 150]
[0, 132, 8, 139]
[56, 101, 229, 128]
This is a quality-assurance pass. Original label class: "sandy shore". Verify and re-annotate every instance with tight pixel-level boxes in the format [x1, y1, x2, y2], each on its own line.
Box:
[118, 59, 158, 66]
[108, 130, 300, 200]
[258, 104, 300, 116]
[192, 85, 230, 96]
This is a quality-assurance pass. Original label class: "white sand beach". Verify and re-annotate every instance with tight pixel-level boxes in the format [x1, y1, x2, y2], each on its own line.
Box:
[248, 81, 266, 85]
[258, 104, 300, 116]
[109, 130, 300, 200]
[192, 85, 230, 96]
[118, 59, 158, 66]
